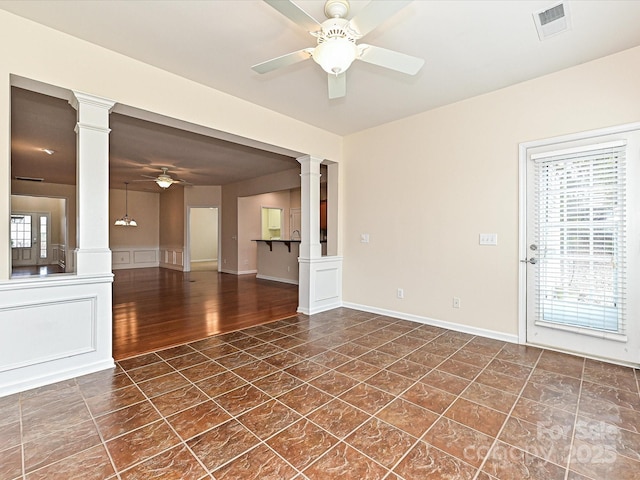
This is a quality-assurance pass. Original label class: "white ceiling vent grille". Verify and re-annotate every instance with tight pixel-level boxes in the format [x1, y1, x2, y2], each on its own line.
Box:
[533, 2, 571, 40]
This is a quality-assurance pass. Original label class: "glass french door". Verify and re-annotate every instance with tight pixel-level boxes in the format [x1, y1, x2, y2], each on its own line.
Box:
[524, 128, 640, 365]
[11, 212, 51, 266]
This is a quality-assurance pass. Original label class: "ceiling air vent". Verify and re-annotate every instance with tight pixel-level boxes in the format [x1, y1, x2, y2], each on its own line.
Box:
[533, 1, 571, 40]
[15, 176, 44, 182]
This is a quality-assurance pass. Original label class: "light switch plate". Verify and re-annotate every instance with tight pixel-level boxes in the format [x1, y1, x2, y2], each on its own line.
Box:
[479, 233, 498, 245]
[360, 234, 370, 243]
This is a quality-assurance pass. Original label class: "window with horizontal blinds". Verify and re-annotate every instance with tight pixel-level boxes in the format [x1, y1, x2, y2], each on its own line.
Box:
[531, 140, 626, 334]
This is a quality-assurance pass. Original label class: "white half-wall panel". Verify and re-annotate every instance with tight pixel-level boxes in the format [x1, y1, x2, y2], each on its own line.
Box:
[0, 275, 114, 396]
[111, 247, 159, 269]
[0, 296, 96, 371]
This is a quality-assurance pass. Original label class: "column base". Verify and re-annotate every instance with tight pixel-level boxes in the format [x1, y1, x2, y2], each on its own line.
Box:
[297, 256, 343, 315]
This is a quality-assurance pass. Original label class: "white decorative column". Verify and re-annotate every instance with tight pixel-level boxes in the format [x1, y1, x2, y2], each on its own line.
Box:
[297, 155, 342, 315]
[70, 92, 115, 275]
[0, 91, 117, 396]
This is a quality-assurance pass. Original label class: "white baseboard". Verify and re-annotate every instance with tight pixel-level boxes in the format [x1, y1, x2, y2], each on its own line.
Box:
[341, 302, 519, 345]
[256, 274, 298, 285]
[0, 358, 115, 397]
[237, 269, 258, 275]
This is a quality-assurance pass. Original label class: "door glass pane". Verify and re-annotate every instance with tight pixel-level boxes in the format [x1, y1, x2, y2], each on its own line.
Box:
[40, 216, 47, 259]
[534, 142, 626, 333]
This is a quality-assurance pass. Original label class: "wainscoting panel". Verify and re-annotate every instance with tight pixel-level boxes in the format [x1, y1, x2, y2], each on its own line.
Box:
[0, 296, 96, 371]
[159, 246, 185, 271]
[112, 247, 159, 270]
[0, 275, 115, 396]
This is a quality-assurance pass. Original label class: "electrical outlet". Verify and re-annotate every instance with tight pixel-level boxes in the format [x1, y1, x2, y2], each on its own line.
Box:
[397, 288, 404, 299]
[453, 297, 461, 308]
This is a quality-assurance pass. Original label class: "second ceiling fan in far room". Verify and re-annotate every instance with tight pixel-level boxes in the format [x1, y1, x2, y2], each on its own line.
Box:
[252, 0, 424, 99]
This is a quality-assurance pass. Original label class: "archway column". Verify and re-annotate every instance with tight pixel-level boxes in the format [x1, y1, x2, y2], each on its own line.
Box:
[70, 91, 115, 275]
[297, 154, 342, 315]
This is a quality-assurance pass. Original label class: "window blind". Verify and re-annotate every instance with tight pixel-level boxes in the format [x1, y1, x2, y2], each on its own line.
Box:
[531, 141, 626, 334]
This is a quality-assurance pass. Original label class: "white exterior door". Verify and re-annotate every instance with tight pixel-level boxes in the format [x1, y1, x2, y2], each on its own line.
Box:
[11, 212, 51, 266]
[521, 126, 640, 366]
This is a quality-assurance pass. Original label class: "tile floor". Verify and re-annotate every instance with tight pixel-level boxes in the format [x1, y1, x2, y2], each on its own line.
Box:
[1, 308, 639, 479]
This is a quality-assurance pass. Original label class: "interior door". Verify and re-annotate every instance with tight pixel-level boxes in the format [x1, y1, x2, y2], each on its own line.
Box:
[11, 212, 51, 266]
[524, 128, 640, 366]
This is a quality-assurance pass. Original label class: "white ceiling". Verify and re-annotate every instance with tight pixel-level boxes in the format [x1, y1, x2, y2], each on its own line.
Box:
[4, 0, 640, 188]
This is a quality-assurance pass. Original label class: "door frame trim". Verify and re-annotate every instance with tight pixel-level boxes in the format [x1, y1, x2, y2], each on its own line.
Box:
[518, 121, 640, 346]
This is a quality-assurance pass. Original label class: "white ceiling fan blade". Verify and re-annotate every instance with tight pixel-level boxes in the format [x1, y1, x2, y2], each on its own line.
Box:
[263, 0, 321, 32]
[358, 44, 424, 75]
[252, 49, 313, 74]
[348, 0, 411, 37]
[328, 72, 346, 99]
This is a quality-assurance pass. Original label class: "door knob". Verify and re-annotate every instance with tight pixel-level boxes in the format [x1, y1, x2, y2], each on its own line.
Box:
[520, 257, 537, 264]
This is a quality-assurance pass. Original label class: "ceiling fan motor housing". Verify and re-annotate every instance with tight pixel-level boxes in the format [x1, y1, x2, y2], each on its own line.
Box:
[312, 17, 359, 74]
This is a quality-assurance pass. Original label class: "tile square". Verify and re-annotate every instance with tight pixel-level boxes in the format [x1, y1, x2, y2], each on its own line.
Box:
[187, 419, 259, 472]
[150, 384, 210, 416]
[339, 383, 394, 415]
[444, 398, 506, 437]
[252, 370, 304, 397]
[307, 399, 370, 439]
[237, 399, 301, 440]
[232, 360, 280, 382]
[460, 382, 518, 414]
[24, 419, 101, 473]
[365, 370, 414, 396]
[96, 400, 161, 440]
[284, 360, 330, 382]
[212, 443, 297, 480]
[303, 442, 389, 480]
[24, 444, 115, 480]
[376, 398, 439, 438]
[195, 371, 247, 398]
[278, 384, 333, 415]
[309, 370, 360, 396]
[214, 384, 271, 416]
[267, 419, 338, 470]
[401, 382, 456, 414]
[179, 360, 225, 383]
[393, 441, 477, 480]
[166, 400, 231, 440]
[106, 420, 180, 471]
[119, 444, 206, 480]
[85, 384, 146, 417]
[137, 372, 190, 398]
[423, 417, 494, 468]
[421, 369, 470, 395]
[336, 359, 381, 382]
[346, 418, 414, 468]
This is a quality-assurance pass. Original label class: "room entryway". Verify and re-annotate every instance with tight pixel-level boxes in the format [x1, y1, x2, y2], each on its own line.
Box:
[520, 125, 640, 366]
[188, 207, 219, 272]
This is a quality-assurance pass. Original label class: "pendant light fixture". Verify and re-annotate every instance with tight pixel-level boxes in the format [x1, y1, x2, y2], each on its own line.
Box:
[114, 182, 137, 227]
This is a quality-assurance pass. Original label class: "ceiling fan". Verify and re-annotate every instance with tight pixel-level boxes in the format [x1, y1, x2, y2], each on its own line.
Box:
[133, 167, 192, 189]
[252, 0, 424, 99]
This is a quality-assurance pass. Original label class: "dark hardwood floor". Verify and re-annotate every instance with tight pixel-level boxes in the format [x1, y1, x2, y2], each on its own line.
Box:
[112, 267, 299, 360]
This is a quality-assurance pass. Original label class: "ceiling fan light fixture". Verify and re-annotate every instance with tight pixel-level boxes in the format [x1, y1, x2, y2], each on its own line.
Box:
[313, 36, 357, 75]
[155, 175, 173, 189]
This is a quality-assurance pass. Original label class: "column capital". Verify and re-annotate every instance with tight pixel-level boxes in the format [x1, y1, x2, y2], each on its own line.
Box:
[69, 91, 116, 112]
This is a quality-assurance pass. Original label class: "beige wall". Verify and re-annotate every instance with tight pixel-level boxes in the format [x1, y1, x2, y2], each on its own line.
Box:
[343, 45, 640, 337]
[190, 208, 218, 262]
[109, 188, 159, 248]
[237, 190, 291, 273]
[159, 186, 185, 248]
[0, 10, 342, 279]
[221, 168, 301, 273]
